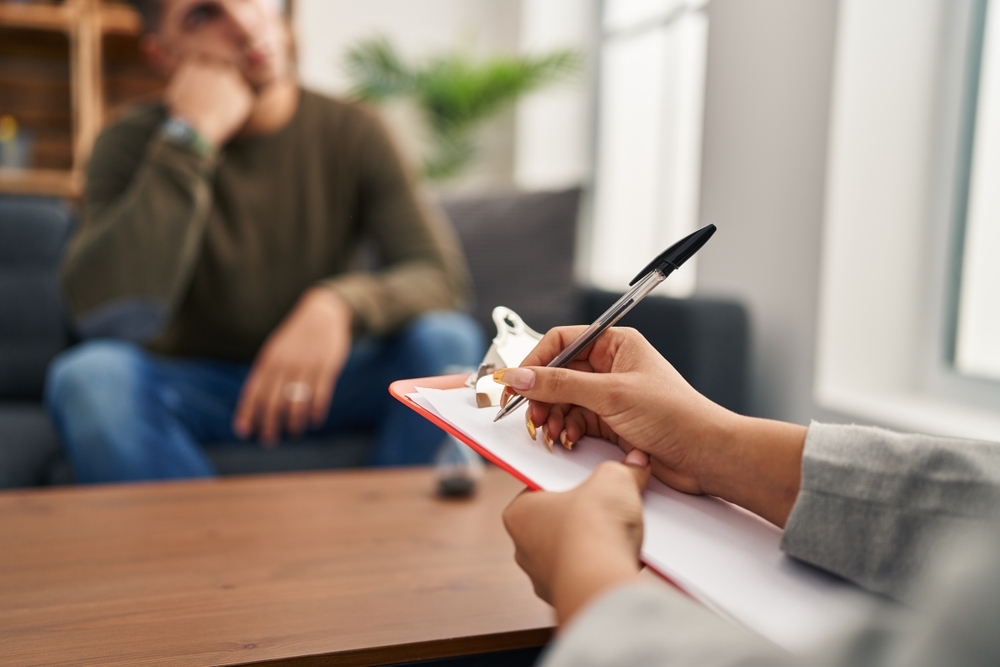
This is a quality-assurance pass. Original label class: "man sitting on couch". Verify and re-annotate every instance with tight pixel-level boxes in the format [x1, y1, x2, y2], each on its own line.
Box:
[46, 0, 483, 483]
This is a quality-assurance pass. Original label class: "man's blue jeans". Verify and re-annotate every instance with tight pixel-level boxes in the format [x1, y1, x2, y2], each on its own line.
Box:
[45, 312, 484, 483]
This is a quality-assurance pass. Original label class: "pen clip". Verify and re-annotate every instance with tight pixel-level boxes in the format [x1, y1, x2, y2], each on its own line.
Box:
[628, 224, 717, 286]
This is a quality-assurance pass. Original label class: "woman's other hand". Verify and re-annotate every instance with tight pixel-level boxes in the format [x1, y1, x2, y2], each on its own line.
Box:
[503, 450, 652, 625]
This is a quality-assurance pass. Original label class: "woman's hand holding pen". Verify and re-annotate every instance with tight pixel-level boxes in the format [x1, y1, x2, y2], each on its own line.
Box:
[494, 326, 808, 528]
[499, 327, 808, 628]
[495, 326, 729, 495]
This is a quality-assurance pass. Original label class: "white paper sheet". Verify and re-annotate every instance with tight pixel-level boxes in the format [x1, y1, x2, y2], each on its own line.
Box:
[415, 386, 873, 652]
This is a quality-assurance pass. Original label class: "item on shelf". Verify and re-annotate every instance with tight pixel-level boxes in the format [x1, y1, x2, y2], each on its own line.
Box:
[0, 115, 33, 169]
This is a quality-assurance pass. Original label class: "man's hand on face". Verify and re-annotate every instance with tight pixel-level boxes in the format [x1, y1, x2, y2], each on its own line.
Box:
[164, 57, 254, 147]
[233, 288, 354, 446]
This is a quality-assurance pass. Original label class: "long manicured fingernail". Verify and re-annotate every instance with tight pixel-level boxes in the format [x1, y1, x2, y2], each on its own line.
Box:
[559, 429, 573, 450]
[500, 388, 511, 408]
[542, 424, 554, 451]
[525, 411, 537, 440]
[493, 368, 536, 391]
[624, 449, 650, 468]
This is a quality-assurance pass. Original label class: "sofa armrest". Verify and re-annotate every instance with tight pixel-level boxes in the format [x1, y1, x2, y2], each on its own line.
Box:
[580, 289, 749, 415]
[0, 196, 75, 401]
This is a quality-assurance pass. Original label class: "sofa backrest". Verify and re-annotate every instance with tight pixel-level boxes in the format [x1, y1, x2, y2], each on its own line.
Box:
[582, 289, 750, 415]
[0, 196, 73, 401]
[440, 187, 581, 336]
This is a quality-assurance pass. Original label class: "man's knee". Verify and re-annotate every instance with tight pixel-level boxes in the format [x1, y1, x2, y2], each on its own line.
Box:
[45, 340, 144, 412]
[403, 311, 485, 371]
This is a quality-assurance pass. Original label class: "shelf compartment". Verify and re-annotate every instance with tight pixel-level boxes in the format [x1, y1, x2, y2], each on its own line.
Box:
[0, 167, 81, 198]
[0, 2, 141, 36]
[0, 2, 77, 32]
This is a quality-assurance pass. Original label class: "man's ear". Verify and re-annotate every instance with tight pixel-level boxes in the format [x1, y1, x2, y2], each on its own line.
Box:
[141, 35, 174, 78]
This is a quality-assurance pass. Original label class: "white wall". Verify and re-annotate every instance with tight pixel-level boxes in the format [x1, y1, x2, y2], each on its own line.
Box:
[295, 0, 521, 95]
[695, 0, 847, 424]
[294, 0, 521, 191]
[514, 0, 597, 191]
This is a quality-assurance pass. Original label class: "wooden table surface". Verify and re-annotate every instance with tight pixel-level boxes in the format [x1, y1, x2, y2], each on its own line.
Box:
[0, 467, 554, 666]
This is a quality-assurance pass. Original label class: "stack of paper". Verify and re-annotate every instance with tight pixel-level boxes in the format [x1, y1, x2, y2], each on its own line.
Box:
[411, 386, 873, 652]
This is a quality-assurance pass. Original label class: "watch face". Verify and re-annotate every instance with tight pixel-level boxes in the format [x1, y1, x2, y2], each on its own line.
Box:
[162, 118, 195, 144]
[160, 117, 213, 157]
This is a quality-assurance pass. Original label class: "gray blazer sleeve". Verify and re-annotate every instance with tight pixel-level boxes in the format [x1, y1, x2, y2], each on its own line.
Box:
[542, 525, 1000, 667]
[541, 423, 1000, 667]
[540, 582, 787, 667]
[781, 422, 1000, 600]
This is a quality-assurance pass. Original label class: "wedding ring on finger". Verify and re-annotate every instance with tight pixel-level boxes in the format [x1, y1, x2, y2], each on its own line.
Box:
[282, 381, 313, 404]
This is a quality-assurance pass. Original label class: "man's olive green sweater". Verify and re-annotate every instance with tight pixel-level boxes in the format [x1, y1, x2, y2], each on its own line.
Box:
[62, 89, 471, 362]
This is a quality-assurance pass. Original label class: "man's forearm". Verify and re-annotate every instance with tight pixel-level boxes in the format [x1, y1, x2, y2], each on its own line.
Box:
[322, 260, 465, 338]
[64, 137, 217, 339]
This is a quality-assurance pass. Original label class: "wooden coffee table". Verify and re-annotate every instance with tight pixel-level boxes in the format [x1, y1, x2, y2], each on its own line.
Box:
[0, 467, 554, 666]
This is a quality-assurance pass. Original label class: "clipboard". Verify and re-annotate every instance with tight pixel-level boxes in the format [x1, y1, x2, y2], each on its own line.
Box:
[389, 374, 541, 491]
[389, 375, 873, 652]
[390, 374, 689, 594]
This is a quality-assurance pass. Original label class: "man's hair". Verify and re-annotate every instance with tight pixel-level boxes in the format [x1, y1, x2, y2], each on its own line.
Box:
[128, 0, 162, 34]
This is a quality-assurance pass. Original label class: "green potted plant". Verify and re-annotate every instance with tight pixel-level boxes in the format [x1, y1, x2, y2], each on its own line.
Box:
[345, 36, 581, 181]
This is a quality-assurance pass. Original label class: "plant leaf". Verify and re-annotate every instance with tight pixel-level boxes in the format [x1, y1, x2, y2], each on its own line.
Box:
[344, 36, 416, 100]
[343, 38, 583, 180]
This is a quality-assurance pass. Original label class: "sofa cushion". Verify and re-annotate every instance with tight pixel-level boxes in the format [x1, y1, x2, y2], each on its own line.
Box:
[205, 433, 372, 475]
[441, 187, 581, 336]
[0, 196, 73, 400]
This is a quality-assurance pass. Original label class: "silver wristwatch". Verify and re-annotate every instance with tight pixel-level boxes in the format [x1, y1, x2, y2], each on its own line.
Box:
[159, 116, 213, 157]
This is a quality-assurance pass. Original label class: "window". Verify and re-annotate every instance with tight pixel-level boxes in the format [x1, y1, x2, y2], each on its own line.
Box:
[955, 0, 1000, 381]
[587, 0, 708, 295]
[815, 0, 1000, 440]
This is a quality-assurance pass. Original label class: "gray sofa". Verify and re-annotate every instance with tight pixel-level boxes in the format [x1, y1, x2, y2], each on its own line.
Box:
[0, 189, 748, 488]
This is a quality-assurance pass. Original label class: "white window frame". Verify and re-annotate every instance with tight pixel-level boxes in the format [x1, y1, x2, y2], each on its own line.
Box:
[815, 0, 1000, 441]
[584, 0, 709, 296]
[955, 0, 1000, 381]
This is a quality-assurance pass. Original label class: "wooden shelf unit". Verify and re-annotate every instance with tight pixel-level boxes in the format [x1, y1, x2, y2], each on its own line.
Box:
[0, 0, 160, 198]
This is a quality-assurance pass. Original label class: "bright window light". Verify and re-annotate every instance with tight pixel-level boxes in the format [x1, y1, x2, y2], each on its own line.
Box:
[589, 0, 707, 296]
[604, 0, 691, 32]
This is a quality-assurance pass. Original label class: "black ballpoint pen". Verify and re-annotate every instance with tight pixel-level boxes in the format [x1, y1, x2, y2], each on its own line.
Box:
[493, 224, 717, 422]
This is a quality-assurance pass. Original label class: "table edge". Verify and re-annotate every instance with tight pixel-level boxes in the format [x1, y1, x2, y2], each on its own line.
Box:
[233, 627, 554, 667]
